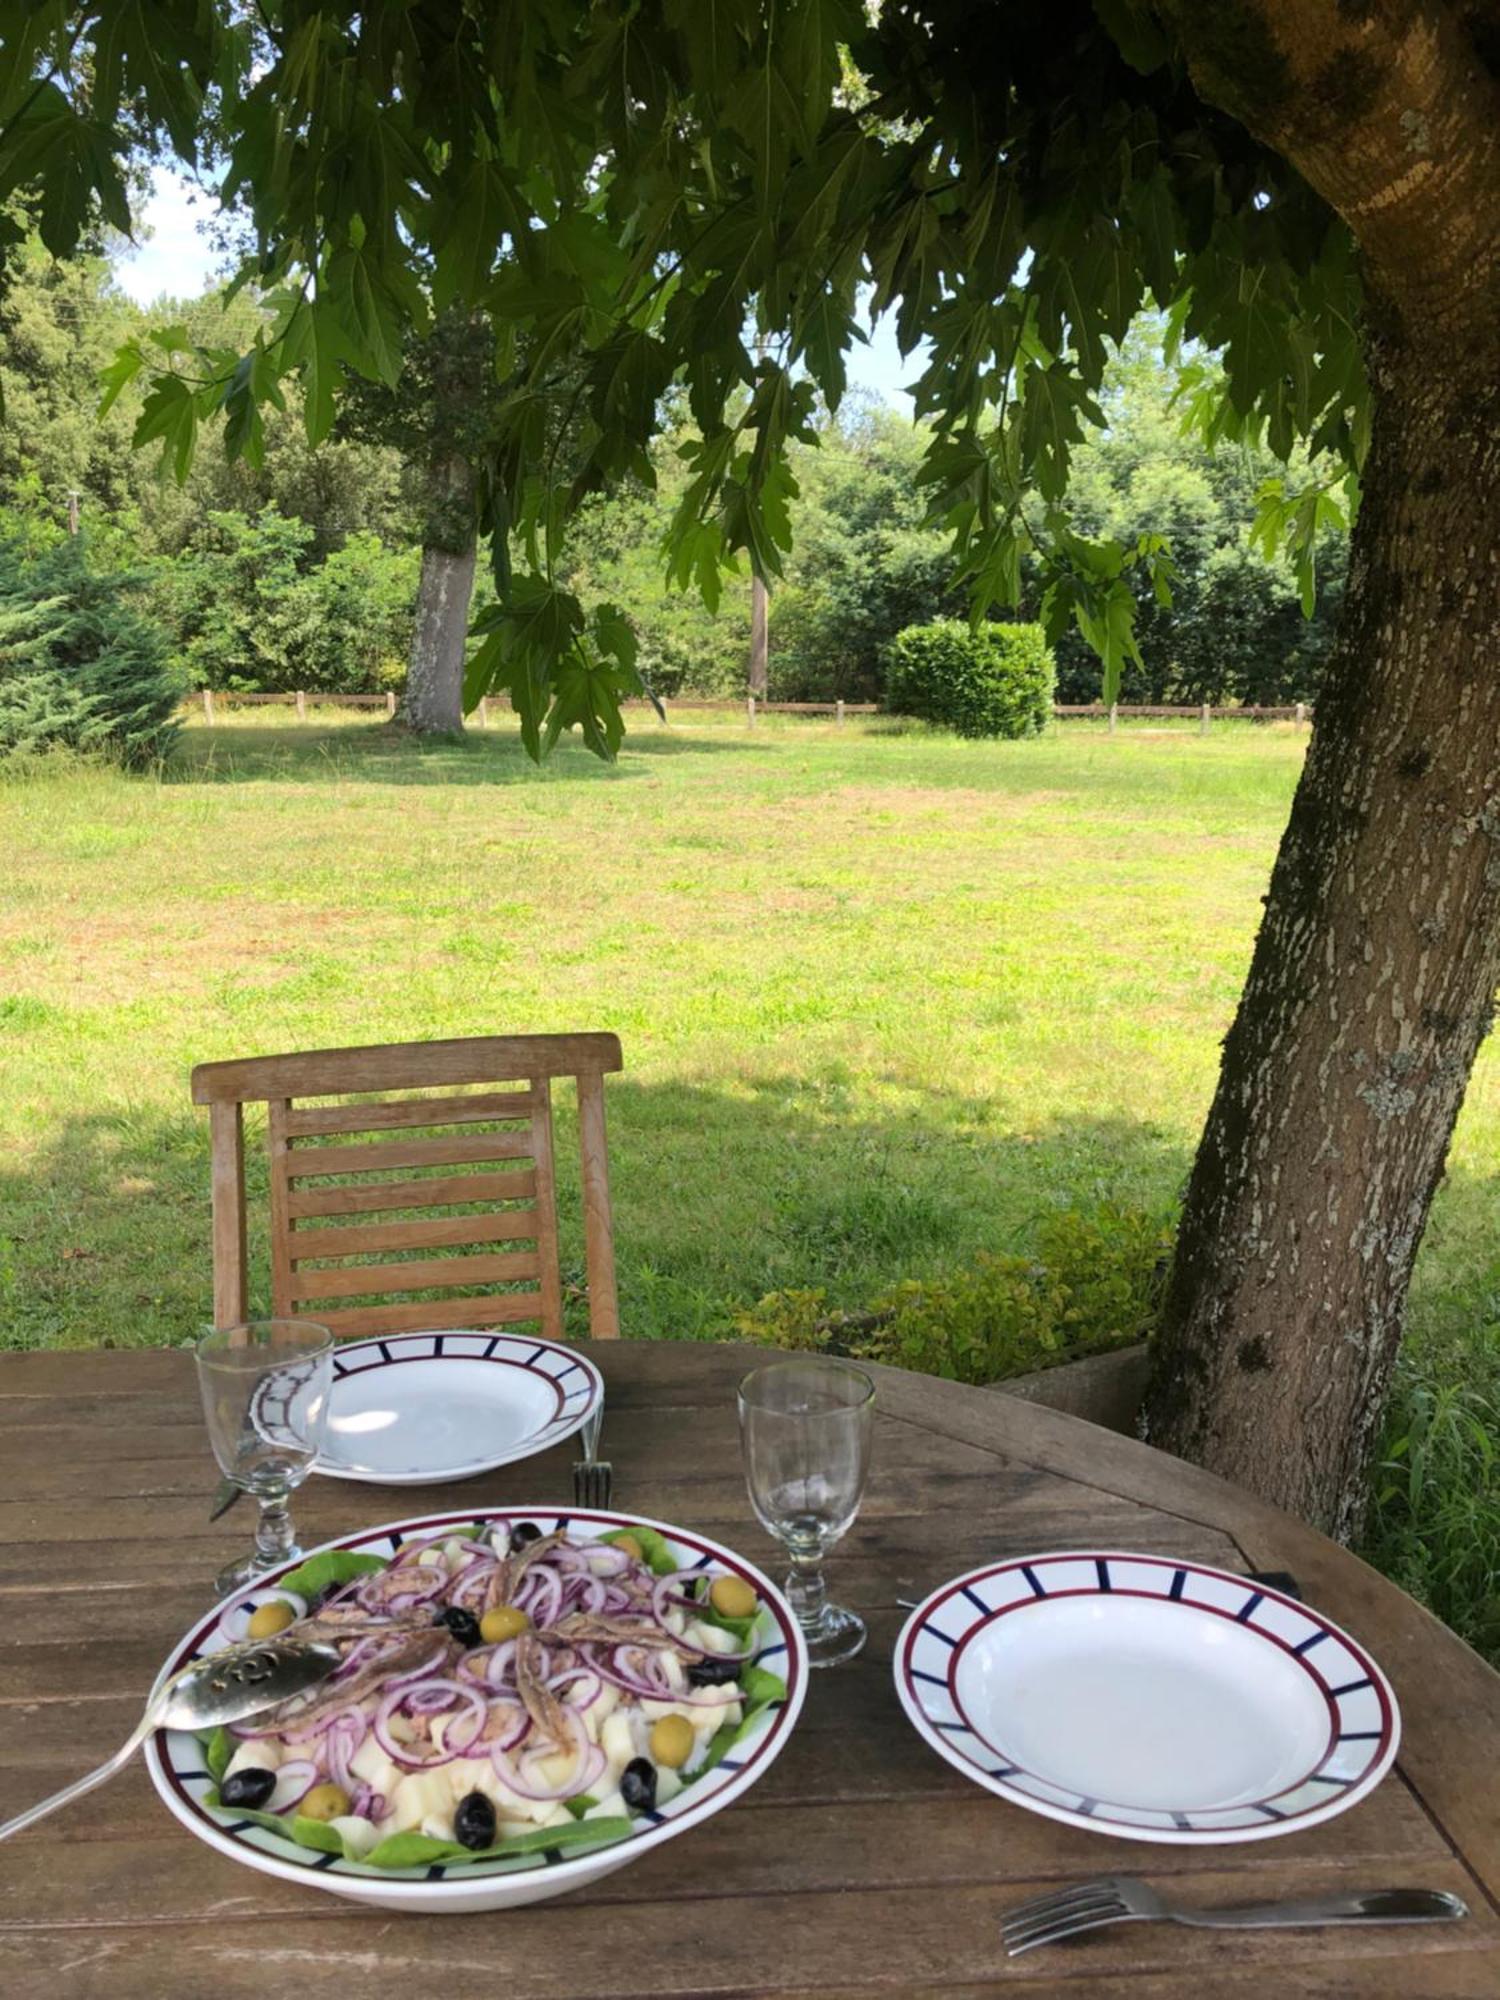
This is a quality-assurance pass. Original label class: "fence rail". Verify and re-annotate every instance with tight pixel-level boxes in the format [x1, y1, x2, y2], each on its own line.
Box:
[191, 690, 1312, 732]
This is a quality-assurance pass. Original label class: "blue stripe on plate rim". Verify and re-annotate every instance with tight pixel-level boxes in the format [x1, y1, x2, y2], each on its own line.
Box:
[894, 1550, 1399, 1845]
[316, 1331, 603, 1478]
[146, 1507, 805, 1890]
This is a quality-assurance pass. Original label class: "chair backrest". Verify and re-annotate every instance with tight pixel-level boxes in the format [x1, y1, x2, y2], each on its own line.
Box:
[190, 1033, 623, 1341]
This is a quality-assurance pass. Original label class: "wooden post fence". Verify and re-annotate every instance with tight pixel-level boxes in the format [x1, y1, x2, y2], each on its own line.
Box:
[1108, 702, 1118, 734]
[385, 691, 397, 717]
[478, 696, 490, 727]
[1296, 701, 1307, 728]
[747, 695, 757, 729]
[201, 688, 215, 726]
[1200, 702, 1211, 736]
[295, 690, 307, 721]
[835, 699, 845, 728]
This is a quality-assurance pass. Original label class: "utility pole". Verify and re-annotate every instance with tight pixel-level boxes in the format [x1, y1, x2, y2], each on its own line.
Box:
[747, 327, 770, 701]
[748, 571, 768, 700]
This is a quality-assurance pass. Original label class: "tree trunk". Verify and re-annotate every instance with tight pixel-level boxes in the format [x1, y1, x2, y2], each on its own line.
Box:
[749, 572, 769, 698]
[1145, 343, 1500, 1538]
[404, 453, 476, 736]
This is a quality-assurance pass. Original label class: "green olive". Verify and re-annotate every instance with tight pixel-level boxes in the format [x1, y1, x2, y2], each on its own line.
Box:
[649, 1714, 695, 1769]
[709, 1575, 758, 1621]
[246, 1600, 296, 1640]
[480, 1605, 531, 1644]
[298, 1783, 350, 1823]
[612, 1533, 644, 1562]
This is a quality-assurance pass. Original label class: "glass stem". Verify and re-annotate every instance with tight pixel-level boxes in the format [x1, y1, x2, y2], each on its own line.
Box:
[785, 1553, 829, 1633]
[253, 1490, 295, 1570]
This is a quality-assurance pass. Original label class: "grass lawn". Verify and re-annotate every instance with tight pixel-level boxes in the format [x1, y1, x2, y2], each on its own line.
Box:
[4, 708, 1498, 1647]
[2, 709, 1494, 1364]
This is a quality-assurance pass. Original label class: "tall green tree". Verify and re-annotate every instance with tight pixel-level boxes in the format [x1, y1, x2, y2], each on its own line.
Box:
[2, 1, 1496, 1536]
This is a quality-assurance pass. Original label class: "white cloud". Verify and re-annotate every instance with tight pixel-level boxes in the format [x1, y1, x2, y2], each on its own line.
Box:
[113, 168, 220, 305]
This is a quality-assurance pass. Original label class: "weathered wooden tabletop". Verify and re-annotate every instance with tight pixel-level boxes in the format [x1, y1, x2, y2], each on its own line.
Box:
[2, 1339, 1498, 1999]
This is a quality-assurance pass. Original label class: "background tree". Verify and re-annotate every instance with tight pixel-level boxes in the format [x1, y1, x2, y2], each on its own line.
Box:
[335, 310, 505, 733]
[2, 0, 1495, 1534]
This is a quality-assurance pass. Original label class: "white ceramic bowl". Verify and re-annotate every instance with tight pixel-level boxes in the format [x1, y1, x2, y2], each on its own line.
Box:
[146, 1507, 806, 1911]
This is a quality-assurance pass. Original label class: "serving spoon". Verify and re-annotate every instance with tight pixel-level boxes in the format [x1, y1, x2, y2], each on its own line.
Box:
[0, 1633, 341, 1843]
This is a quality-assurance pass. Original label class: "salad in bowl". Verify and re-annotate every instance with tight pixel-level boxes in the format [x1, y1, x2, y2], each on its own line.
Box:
[146, 1508, 805, 1912]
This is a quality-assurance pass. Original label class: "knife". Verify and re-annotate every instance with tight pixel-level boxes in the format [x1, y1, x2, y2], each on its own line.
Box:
[209, 1477, 241, 1521]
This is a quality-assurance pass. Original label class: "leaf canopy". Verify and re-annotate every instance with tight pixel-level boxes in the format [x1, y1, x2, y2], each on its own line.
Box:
[0, 0, 1367, 739]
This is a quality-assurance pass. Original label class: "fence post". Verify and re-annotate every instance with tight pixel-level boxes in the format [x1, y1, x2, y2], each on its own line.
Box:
[477, 695, 489, 727]
[835, 698, 845, 728]
[1200, 702, 1210, 737]
[1108, 702, 1118, 735]
[201, 688, 214, 727]
[747, 694, 756, 729]
[295, 690, 307, 722]
[1295, 701, 1306, 728]
[383, 691, 395, 718]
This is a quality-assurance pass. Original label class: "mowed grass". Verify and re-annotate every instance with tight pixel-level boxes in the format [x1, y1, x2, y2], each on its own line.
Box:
[1, 711, 1495, 1377]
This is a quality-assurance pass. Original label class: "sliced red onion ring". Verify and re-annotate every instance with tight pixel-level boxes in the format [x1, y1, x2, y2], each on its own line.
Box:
[267, 1759, 319, 1812]
[372, 1679, 487, 1768]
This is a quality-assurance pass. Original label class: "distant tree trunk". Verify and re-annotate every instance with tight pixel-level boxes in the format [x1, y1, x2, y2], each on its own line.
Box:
[748, 573, 768, 698]
[404, 453, 476, 736]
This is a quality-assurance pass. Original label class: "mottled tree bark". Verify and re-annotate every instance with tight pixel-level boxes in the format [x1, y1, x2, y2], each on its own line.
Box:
[1145, 1, 1500, 1533]
[404, 454, 476, 736]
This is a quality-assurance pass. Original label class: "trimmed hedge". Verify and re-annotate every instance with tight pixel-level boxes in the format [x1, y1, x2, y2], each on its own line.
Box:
[886, 618, 1055, 738]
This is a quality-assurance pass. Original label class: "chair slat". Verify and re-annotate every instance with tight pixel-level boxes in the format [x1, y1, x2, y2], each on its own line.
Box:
[307, 1293, 544, 1337]
[284, 1131, 535, 1178]
[192, 1032, 622, 1104]
[286, 1169, 538, 1218]
[283, 1090, 536, 1138]
[289, 1211, 539, 1262]
[290, 1250, 542, 1301]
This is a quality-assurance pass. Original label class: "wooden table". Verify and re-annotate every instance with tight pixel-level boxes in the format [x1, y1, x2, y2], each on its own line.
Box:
[2, 1340, 1498, 1998]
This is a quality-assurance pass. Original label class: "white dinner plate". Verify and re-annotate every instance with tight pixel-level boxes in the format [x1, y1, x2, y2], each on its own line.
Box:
[309, 1330, 602, 1485]
[895, 1551, 1399, 1843]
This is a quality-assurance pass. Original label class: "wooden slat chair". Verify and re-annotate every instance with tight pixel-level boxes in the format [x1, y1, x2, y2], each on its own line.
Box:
[190, 1033, 623, 1340]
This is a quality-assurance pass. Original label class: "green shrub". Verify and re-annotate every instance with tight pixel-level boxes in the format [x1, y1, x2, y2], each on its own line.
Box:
[0, 536, 181, 766]
[733, 1203, 1170, 1388]
[886, 618, 1055, 739]
[158, 510, 418, 694]
[1364, 1330, 1500, 1659]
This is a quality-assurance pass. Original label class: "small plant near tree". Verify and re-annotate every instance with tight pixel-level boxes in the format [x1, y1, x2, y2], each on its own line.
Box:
[735, 1204, 1170, 1388]
[0, 537, 181, 766]
[886, 619, 1055, 740]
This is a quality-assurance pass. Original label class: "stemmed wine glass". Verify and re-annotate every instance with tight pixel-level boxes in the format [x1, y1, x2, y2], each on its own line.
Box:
[196, 1319, 333, 1598]
[738, 1357, 874, 1667]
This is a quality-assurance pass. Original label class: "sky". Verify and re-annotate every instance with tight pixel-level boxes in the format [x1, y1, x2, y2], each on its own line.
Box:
[113, 170, 926, 410]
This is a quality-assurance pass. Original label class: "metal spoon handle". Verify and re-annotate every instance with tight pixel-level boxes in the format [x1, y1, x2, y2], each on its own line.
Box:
[0, 1714, 154, 1843]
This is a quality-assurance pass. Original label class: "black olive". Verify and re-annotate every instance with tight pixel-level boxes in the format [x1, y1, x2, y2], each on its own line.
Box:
[620, 1757, 657, 1812]
[434, 1605, 482, 1648]
[220, 1766, 277, 1809]
[304, 1582, 342, 1615]
[508, 1521, 543, 1553]
[686, 1654, 740, 1687]
[454, 1789, 498, 1851]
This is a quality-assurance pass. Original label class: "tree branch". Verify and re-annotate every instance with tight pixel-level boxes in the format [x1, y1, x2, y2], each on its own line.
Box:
[1158, 0, 1500, 348]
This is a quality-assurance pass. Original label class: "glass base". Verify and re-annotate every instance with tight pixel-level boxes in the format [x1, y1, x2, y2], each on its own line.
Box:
[214, 1542, 303, 1600]
[800, 1601, 867, 1668]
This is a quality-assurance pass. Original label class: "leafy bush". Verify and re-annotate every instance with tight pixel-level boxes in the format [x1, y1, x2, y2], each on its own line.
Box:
[0, 536, 181, 766]
[886, 619, 1055, 738]
[157, 509, 418, 694]
[1364, 1327, 1500, 1660]
[734, 1204, 1170, 1387]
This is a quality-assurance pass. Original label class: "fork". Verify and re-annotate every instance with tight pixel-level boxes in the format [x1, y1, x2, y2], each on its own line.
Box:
[571, 1401, 612, 1509]
[1001, 1879, 1468, 1955]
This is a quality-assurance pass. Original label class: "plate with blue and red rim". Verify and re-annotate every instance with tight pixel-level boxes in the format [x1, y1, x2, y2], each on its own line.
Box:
[308, 1330, 603, 1485]
[894, 1551, 1399, 1844]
